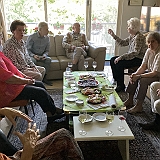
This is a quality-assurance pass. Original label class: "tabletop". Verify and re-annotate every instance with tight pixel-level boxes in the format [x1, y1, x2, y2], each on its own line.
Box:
[63, 71, 124, 113]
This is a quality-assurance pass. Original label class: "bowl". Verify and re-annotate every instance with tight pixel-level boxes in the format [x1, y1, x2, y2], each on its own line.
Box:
[76, 99, 84, 106]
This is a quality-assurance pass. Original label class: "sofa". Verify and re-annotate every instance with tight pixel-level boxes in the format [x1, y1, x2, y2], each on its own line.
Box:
[23, 35, 106, 80]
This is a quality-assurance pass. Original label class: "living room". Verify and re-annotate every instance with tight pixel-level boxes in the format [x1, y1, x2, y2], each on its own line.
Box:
[0, 0, 160, 160]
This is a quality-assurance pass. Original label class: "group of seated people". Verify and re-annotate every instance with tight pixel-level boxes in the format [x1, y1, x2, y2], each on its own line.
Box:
[109, 17, 160, 130]
[0, 17, 160, 159]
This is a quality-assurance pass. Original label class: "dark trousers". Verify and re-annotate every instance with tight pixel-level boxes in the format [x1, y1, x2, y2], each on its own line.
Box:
[110, 56, 142, 87]
[14, 81, 56, 115]
[0, 129, 18, 156]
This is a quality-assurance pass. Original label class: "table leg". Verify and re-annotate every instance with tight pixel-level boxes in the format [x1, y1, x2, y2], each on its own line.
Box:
[118, 140, 129, 160]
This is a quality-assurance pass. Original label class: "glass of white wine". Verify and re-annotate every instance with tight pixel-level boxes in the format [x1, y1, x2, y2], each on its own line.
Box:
[68, 62, 73, 68]
[111, 80, 117, 90]
[79, 110, 87, 136]
[92, 61, 97, 72]
[105, 111, 114, 136]
[84, 61, 88, 71]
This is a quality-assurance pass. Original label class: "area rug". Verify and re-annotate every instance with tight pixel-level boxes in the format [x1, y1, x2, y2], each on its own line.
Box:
[8, 89, 160, 160]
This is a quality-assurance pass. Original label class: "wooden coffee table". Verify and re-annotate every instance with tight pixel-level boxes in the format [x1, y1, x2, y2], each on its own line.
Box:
[73, 115, 134, 160]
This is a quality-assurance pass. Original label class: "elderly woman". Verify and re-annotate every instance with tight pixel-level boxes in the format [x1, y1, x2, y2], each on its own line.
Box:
[0, 108, 84, 160]
[108, 17, 147, 92]
[124, 32, 160, 114]
[139, 82, 160, 130]
[3, 20, 45, 81]
[0, 51, 64, 123]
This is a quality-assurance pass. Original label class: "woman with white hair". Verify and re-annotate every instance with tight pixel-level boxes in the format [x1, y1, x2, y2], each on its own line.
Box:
[108, 17, 147, 92]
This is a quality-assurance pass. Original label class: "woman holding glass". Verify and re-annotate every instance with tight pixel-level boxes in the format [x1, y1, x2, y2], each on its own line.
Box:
[125, 32, 160, 114]
[108, 17, 147, 92]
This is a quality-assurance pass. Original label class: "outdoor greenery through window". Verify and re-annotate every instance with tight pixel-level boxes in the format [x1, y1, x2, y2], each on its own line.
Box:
[4, 0, 118, 60]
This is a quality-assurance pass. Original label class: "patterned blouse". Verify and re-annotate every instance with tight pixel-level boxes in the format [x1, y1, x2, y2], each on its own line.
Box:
[113, 31, 147, 60]
[3, 36, 35, 71]
[62, 31, 89, 54]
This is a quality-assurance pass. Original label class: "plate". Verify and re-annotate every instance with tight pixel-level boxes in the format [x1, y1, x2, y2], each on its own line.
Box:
[78, 114, 93, 123]
[78, 80, 99, 87]
[65, 95, 78, 102]
[93, 113, 106, 122]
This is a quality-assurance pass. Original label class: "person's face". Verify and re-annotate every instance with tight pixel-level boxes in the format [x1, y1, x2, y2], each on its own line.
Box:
[39, 25, 49, 36]
[72, 24, 80, 33]
[13, 25, 25, 41]
[127, 25, 134, 35]
[147, 36, 159, 51]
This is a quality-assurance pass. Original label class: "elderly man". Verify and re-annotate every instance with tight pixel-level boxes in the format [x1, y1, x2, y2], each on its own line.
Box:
[26, 22, 52, 86]
[62, 22, 89, 71]
[139, 81, 160, 130]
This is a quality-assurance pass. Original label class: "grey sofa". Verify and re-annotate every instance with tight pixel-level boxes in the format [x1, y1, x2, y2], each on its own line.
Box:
[24, 35, 106, 80]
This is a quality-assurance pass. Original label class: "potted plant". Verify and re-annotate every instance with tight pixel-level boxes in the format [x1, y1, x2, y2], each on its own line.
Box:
[53, 22, 64, 30]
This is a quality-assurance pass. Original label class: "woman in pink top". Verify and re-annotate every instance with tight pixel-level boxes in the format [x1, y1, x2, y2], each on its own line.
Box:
[0, 52, 64, 123]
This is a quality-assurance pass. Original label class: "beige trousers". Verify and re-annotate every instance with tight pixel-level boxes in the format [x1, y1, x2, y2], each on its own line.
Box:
[23, 66, 46, 81]
[66, 47, 86, 71]
[150, 81, 160, 114]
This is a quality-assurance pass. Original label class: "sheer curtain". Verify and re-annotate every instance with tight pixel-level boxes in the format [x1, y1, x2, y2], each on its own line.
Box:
[0, 0, 7, 43]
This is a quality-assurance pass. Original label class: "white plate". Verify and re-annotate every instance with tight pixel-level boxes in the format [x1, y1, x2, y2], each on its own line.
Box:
[65, 95, 78, 102]
[93, 113, 106, 122]
[78, 114, 93, 123]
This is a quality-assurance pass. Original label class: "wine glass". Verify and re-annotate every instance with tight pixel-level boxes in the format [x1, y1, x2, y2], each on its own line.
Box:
[84, 61, 88, 71]
[68, 62, 73, 69]
[92, 61, 97, 72]
[79, 110, 87, 136]
[105, 111, 114, 136]
[111, 80, 117, 90]
[118, 108, 127, 132]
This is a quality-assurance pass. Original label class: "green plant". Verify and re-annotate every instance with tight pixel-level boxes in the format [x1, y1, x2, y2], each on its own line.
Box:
[155, 20, 160, 31]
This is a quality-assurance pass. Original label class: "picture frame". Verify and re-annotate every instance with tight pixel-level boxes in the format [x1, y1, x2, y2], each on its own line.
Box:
[128, 0, 143, 6]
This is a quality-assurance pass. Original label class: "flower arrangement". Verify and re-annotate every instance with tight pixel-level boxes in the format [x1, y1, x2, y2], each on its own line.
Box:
[33, 27, 38, 32]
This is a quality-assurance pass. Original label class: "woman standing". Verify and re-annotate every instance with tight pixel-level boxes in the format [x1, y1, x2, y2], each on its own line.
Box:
[124, 32, 160, 114]
[108, 17, 147, 92]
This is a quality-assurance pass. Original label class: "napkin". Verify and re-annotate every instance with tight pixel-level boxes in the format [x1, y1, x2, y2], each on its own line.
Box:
[108, 94, 117, 108]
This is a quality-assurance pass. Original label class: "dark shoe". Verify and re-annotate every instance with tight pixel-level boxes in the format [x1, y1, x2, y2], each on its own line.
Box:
[115, 85, 125, 92]
[72, 64, 78, 71]
[139, 121, 158, 130]
[43, 78, 53, 86]
[47, 113, 65, 123]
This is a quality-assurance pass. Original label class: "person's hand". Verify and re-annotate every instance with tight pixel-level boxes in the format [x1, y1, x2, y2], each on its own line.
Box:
[0, 108, 32, 126]
[14, 123, 40, 150]
[157, 89, 160, 97]
[34, 55, 40, 60]
[114, 57, 121, 64]
[27, 78, 35, 85]
[71, 45, 76, 51]
[82, 45, 86, 50]
[129, 73, 139, 84]
[40, 56, 46, 60]
[108, 29, 115, 37]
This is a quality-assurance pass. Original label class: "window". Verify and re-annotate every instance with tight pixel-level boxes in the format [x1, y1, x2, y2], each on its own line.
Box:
[4, 0, 118, 60]
[140, 6, 160, 32]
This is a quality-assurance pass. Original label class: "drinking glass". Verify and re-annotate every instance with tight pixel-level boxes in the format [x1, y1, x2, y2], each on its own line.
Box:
[68, 62, 73, 68]
[84, 61, 88, 71]
[92, 61, 97, 72]
[111, 80, 117, 90]
[118, 108, 127, 132]
[79, 110, 87, 136]
[105, 111, 114, 136]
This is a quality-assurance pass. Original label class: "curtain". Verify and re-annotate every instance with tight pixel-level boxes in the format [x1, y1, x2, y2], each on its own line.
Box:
[0, 0, 8, 43]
